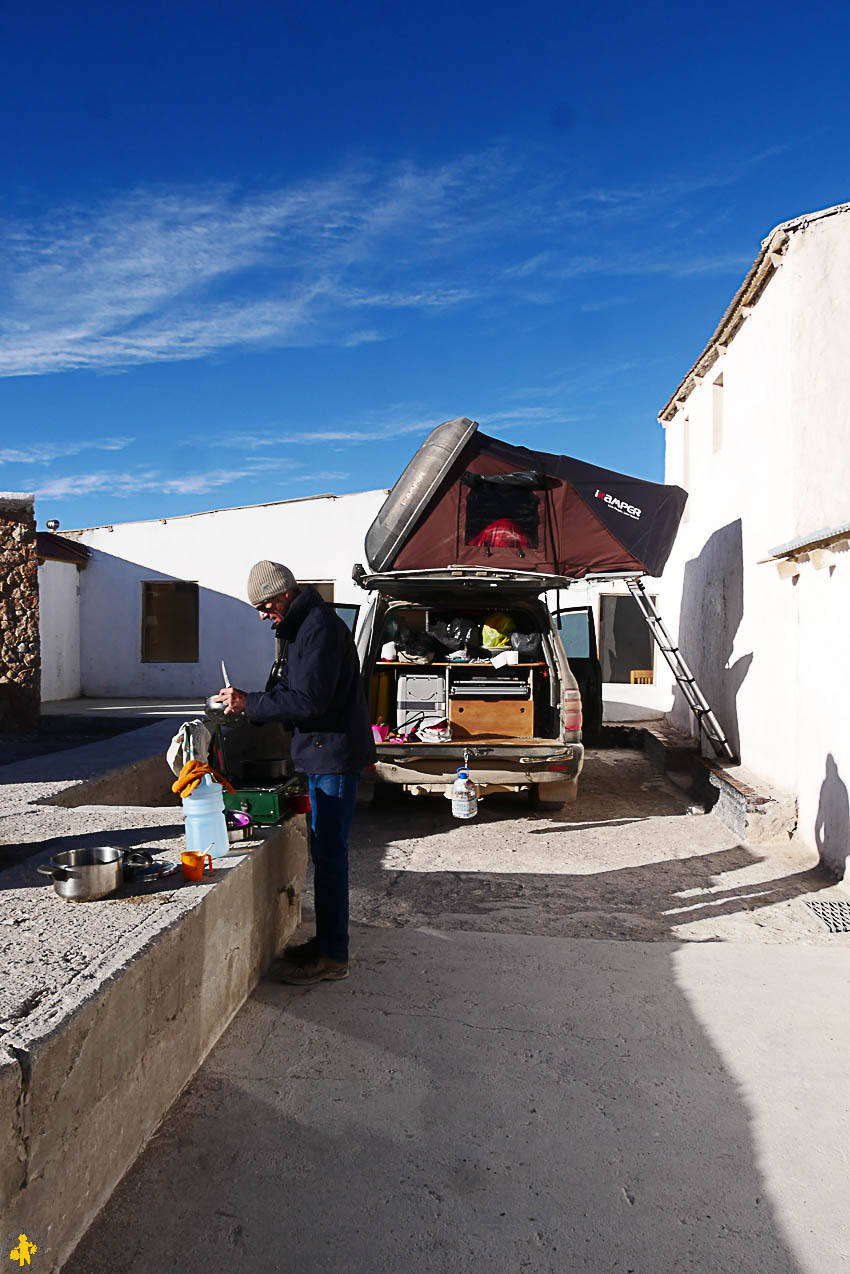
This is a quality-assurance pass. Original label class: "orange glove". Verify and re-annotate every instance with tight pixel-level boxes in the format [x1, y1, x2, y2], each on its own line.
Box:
[172, 759, 235, 797]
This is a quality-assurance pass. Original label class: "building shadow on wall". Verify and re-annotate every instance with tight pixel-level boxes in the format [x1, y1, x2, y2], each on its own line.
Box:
[678, 519, 752, 760]
[814, 753, 850, 875]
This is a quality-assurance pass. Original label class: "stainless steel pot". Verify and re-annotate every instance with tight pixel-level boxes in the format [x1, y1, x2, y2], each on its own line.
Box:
[241, 757, 289, 783]
[37, 847, 154, 901]
[204, 695, 246, 726]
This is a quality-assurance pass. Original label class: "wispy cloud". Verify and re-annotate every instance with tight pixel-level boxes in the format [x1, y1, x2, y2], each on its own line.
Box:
[0, 436, 133, 465]
[194, 411, 443, 451]
[579, 296, 631, 313]
[31, 468, 246, 500]
[26, 449, 357, 501]
[0, 155, 508, 377]
[191, 401, 587, 457]
[1, 145, 781, 378]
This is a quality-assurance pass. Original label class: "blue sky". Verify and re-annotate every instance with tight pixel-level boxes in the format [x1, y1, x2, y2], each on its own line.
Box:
[2, 0, 848, 529]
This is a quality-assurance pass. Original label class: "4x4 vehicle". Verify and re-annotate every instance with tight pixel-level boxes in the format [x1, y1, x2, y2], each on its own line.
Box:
[355, 566, 589, 808]
[352, 415, 686, 808]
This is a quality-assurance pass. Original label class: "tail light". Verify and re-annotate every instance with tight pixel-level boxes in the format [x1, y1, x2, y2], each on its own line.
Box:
[564, 687, 583, 733]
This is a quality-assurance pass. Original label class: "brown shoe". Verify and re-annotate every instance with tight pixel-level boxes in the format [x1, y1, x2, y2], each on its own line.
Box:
[278, 954, 350, 985]
[281, 936, 321, 966]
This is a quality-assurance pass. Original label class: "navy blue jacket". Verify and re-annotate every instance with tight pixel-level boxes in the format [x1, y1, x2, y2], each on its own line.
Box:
[243, 587, 376, 775]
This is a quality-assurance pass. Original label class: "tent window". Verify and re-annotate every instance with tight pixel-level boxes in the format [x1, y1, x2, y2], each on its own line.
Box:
[141, 581, 199, 663]
[463, 472, 540, 555]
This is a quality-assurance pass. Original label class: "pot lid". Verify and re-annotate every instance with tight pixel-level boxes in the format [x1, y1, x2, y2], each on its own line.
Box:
[364, 416, 479, 572]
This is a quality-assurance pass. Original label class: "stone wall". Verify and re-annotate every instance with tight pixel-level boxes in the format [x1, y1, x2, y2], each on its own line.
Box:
[0, 494, 40, 731]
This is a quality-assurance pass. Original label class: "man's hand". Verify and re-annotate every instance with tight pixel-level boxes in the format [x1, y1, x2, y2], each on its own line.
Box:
[215, 687, 247, 715]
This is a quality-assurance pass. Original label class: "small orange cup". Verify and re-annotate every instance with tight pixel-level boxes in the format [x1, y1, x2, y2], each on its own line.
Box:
[181, 851, 213, 881]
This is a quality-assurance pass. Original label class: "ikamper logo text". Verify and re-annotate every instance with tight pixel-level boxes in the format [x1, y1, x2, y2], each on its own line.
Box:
[594, 489, 642, 520]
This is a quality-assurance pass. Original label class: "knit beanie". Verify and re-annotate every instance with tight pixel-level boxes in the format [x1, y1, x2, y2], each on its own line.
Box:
[246, 560, 297, 607]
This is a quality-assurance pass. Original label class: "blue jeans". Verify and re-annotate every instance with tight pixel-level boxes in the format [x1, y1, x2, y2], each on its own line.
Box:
[306, 771, 360, 962]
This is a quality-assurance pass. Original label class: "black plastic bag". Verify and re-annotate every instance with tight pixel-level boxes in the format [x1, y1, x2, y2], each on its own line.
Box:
[396, 630, 442, 662]
[429, 621, 463, 653]
[446, 618, 482, 650]
[510, 631, 542, 658]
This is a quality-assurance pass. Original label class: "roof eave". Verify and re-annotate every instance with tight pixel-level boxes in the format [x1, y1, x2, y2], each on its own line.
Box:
[657, 201, 850, 425]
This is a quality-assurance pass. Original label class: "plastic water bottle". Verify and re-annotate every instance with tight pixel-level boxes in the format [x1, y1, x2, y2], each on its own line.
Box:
[451, 768, 478, 820]
[182, 773, 230, 859]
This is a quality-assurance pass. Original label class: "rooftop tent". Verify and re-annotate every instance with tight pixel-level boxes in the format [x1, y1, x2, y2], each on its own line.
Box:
[364, 417, 688, 579]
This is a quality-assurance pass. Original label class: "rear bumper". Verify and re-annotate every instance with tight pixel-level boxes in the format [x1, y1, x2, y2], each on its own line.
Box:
[373, 742, 584, 788]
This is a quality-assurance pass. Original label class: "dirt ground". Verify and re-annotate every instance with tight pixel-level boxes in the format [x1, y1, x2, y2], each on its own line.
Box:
[345, 748, 843, 947]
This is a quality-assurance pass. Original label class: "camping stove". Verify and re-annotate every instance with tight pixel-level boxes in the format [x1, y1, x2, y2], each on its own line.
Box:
[224, 777, 302, 825]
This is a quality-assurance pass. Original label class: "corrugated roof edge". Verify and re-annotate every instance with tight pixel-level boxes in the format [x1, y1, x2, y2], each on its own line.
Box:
[759, 519, 850, 563]
[658, 201, 850, 424]
[59, 487, 391, 535]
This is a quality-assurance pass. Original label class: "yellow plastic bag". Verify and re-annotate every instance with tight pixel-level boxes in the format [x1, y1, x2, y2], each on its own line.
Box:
[481, 611, 516, 648]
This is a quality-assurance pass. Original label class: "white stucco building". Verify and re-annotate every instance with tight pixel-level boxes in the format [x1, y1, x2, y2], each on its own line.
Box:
[36, 531, 89, 701]
[656, 202, 850, 871]
[44, 489, 386, 702]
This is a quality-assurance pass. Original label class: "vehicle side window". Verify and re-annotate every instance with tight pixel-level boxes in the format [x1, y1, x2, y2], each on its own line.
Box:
[554, 609, 591, 659]
[355, 599, 377, 667]
[333, 603, 360, 633]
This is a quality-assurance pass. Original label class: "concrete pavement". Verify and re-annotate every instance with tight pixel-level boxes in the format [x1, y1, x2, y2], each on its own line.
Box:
[63, 753, 850, 1274]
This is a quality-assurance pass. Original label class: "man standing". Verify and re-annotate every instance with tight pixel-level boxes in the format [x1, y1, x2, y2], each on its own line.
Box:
[216, 561, 375, 986]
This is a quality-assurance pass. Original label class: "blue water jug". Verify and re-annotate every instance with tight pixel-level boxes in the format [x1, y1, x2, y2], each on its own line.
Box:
[182, 773, 230, 859]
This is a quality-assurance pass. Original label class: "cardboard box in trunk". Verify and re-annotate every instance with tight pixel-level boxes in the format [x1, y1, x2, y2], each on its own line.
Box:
[449, 697, 533, 739]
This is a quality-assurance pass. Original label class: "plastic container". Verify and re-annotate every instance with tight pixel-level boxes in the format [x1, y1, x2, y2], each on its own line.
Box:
[291, 791, 312, 815]
[182, 773, 230, 859]
[451, 768, 478, 820]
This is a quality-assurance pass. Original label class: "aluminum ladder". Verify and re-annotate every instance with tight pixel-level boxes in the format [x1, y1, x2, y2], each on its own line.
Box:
[626, 577, 735, 761]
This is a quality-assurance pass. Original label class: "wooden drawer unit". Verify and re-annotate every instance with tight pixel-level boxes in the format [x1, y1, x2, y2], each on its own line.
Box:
[449, 697, 533, 739]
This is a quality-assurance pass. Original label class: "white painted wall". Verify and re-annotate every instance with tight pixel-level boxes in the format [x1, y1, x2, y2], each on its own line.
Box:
[64, 490, 386, 700]
[39, 560, 82, 701]
[788, 216, 850, 531]
[659, 209, 850, 868]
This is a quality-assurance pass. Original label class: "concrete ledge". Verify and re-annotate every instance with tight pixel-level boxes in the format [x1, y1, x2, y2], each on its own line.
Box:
[0, 715, 307, 1270]
[0, 1045, 24, 1206]
[635, 720, 699, 773]
[692, 759, 799, 846]
[0, 819, 307, 1271]
[42, 753, 178, 809]
[606, 720, 798, 845]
